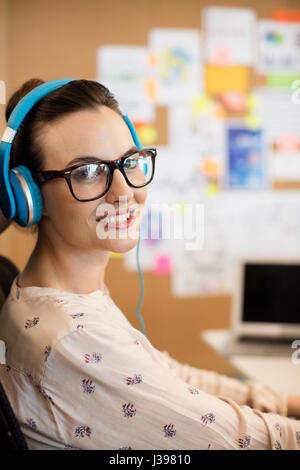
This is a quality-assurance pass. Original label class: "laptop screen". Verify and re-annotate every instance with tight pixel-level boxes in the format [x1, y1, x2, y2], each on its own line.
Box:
[243, 263, 300, 324]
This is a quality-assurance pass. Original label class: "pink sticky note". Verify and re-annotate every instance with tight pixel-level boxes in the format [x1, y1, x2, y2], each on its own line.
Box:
[211, 46, 233, 66]
[153, 254, 172, 276]
[221, 91, 246, 111]
[275, 133, 299, 153]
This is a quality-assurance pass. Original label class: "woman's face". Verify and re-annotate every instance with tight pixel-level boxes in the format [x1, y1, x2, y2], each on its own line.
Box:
[38, 105, 147, 253]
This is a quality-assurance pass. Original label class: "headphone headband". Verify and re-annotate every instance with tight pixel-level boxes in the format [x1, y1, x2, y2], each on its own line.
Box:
[0, 79, 141, 226]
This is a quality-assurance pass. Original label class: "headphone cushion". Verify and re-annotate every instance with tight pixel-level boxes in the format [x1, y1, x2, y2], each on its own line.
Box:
[9, 165, 43, 227]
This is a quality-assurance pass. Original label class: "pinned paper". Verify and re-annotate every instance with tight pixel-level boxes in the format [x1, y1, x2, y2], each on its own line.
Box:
[257, 20, 300, 74]
[225, 126, 266, 189]
[205, 65, 250, 94]
[203, 7, 256, 66]
[153, 254, 172, 275]
[97, 45, 150, 103]
[97, 45, 155, 122]
[148, 28, 203, 105]
[255, 87, 300, 145]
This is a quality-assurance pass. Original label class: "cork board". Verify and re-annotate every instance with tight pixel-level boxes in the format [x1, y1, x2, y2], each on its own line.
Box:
[1, 0, 300, 375]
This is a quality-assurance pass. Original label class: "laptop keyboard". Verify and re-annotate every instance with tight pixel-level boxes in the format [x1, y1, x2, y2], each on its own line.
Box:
[223, 336, 295, 357]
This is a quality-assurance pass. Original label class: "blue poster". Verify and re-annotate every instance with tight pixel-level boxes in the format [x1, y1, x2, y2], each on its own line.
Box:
[226, 127, 267, 189]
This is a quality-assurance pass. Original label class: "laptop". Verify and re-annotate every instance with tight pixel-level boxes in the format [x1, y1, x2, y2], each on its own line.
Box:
[224, 258, 300, 356]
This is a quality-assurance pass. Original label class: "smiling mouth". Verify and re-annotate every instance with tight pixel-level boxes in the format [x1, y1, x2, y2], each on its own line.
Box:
[96, 208, 136, 229]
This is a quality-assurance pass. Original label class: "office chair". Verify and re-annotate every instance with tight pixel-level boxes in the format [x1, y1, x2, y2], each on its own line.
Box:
[0, 251, 29, 450]
[0, 381, 28, 450]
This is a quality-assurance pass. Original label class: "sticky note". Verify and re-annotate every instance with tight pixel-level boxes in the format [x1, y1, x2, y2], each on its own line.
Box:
[139, 124, 158, 146]
[245, 94, 259, 110]
[275, 133, 299, 153]
[153, 254, 172, 275]
[145, 77, 157, 101]
[191, 94, 211, 115]
[245, 114, 260, 130]
[200, 158, 221, 179]
[110, 252, 124, 259]
[134, 122, 158, 146]
[211, 46, 233, 66]
[210, 102, 226, 118]
[267, 75, 300, 88]
[221, 91, 246, 111]
[205, 65, 250, 94]
[204, 182, 219, 197]
[272, 9, 300, 22]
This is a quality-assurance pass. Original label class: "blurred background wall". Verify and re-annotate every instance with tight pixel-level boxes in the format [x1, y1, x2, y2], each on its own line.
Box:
[0, 0, 300, 375]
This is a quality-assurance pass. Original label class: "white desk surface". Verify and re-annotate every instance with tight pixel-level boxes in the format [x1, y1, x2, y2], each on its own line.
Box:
[201, 329, 300, 395]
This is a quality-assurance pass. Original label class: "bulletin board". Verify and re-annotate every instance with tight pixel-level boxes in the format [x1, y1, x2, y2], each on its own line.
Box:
[1, 0, 300, 376]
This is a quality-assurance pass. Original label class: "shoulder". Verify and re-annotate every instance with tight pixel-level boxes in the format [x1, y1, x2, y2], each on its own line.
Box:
[0, 281, 113, 383]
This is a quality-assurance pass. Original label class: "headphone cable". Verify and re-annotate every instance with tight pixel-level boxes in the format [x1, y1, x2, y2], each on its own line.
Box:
[136, 231, 147, 339]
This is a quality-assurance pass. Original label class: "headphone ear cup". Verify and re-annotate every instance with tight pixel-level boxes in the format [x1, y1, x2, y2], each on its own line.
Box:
[8, 165, 43, 227]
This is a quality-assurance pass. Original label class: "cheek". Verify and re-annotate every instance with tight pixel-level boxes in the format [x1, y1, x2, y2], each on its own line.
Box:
[41, 182, 89, 229]
[134, 187, 147, 206]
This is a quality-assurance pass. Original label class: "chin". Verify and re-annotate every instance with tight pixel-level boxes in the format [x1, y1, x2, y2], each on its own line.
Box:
[99, 236, 139, 254]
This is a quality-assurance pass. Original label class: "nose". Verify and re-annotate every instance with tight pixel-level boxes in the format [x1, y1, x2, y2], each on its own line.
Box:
[104, 168, 134, 206]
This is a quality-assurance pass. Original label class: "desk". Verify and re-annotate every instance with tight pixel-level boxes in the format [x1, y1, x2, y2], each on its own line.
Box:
[201, 329, 300, 395]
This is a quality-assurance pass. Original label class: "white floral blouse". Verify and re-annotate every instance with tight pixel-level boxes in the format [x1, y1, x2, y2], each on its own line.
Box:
[0, 275, 299, 450]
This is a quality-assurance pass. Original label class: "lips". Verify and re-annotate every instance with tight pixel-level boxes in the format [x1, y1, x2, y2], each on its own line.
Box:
[96, 207, 136, 228]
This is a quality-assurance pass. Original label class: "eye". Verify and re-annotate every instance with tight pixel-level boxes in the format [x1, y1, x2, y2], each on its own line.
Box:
[124, 155, 139, 170]
[72, 163, 109, 183]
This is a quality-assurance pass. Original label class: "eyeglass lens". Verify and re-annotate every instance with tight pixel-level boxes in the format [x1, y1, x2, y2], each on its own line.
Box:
[70, 151, 154, 201]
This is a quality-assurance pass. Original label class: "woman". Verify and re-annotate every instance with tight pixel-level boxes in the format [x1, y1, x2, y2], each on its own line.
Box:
[0, 78, 299, 450]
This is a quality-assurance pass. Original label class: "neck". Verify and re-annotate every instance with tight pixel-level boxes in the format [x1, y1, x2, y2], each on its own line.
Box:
[18, 224, 111, 295]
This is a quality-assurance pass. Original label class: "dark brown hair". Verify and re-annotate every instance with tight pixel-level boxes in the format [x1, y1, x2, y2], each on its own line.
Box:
[5, 78, 121, 233]
[6, 78, 121, 173]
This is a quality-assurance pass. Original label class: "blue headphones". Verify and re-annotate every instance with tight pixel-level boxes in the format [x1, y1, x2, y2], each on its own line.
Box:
[0, 78, 142, 228]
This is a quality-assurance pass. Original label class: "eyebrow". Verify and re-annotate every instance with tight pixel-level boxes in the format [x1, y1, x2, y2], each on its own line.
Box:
[66, 145, 139, 166]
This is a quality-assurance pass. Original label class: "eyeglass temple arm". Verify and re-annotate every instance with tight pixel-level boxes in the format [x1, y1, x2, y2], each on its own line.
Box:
[32, 170, 64, 185]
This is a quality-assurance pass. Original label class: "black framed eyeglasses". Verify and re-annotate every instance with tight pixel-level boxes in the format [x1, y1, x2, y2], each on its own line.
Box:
[32, 148, 157, 202]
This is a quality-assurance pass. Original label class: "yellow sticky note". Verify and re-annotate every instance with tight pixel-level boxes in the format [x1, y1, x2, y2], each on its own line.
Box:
[191, 94, 211, 115]
[139, 124, 158, 146]
[204, 182, 219, 197]
[110, 252, 124, 259]
[205, 65, 249, 94]
[200, 158, 221, 179]
[246, 94, 259, 110]
[245, 114, 260, 130]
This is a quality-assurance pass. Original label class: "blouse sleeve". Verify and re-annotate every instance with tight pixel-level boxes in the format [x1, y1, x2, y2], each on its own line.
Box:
[158, 350, 289, 417]
[40, 325, 300, 450]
